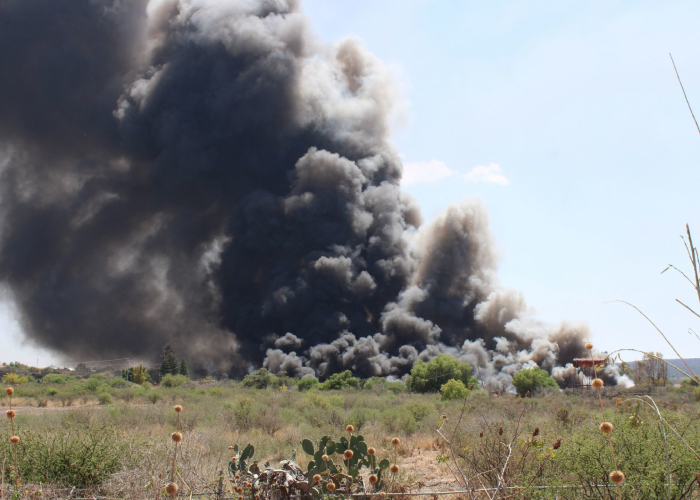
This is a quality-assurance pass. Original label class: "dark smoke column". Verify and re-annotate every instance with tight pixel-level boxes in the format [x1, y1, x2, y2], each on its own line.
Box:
[0, 0, 606, 388]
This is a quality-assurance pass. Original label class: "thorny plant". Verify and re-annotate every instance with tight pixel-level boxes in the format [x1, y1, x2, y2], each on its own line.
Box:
[4, 385, 20, 490]
[435, 397, 561, 500]
[222, 427, 399, 500]
[165, 404, 183, 498]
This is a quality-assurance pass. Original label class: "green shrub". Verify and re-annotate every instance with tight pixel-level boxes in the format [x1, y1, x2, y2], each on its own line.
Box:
[381, 408, 418, 436]
[404, 399, 434, 421]
[297, 377, 319, 391]
[363, 377, 386, 391]
[0, 424, 128, 486]
[161, 374, 189, 388]
[512, 366, 557, 397]
[85, 377, 103, 393]
[2, 373, 28, 385]
[386, 380, 405, 394]
[346, 407, 377, 431]
[98, 393, 113, 405]
[42, 373, 67, 384]
[318, 370, 361, 391]
[47, 387, 59, 396]
[242, 368, 278, 389]
[440, 379, 469, 400]
[146, 390, 162, 404]
[406, 354, 477, 393]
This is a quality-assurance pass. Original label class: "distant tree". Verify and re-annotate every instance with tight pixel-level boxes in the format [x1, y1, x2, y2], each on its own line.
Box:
[318, 370, 361, 390]
[179, 358, 189, 378]
[243, 368, 278, 389]
[512, 366, 558, 397]
[406, 355, 477, 393]
[619, 361, 632, 378]
[160, 344, 179, 377]
[297, 377, 319, 391]
[633, 352, 667, 387]
[132, 364, 148, 384]
[440, 379, 469, 400]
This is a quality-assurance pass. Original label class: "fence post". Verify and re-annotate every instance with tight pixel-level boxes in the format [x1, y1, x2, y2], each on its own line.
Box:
[217, 470, 224, 499]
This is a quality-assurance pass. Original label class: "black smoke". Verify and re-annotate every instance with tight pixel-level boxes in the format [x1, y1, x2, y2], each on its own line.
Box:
[0, 0, 620, 388]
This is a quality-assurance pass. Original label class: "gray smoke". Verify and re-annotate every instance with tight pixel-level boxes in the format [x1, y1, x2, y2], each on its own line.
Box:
[0, 0, 608, 388]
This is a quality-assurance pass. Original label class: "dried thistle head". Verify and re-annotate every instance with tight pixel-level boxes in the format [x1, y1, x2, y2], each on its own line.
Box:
[532, 427, 540, 437]
[346, 424, 354, 433]
[368, 447, 376, 455]
[6, 409, 15, 419]
[498, 426, 504, 436]
[391, 437, 400, 446]
[313, 474, 321, 484]
[369, 474, 378, 484]
[236, 487, 243, 493]
[343, 449, 353, 460]
[238, 496, 243, 500]
[585, 342, 593, 350]
[610, 470, 625, 484]
[235, 474, 240, 480]
[592, 378, 604, 390]
[326, 482, 336, 492]
[479, 431, 483, 438]
[390, 464, 399, 474]
[525, 391, 531, 397]
[171, 432, 183, 443]
[10, 436, 19, 445]
[600, 422, 613, 435]
[5, 387, 14, 397]
[553, 438, 562, 450]
[174, 405, 183, 413]
[229, 446, 234, 450]
[165, 483, 178, 496]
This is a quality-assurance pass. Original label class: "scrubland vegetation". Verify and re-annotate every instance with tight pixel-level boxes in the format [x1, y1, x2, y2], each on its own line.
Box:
[2, 362, 700, 499]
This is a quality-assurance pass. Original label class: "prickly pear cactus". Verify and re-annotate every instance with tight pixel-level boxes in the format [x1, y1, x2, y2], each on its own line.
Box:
[300, 434, 390, 498]
[228, 443, 259, 477]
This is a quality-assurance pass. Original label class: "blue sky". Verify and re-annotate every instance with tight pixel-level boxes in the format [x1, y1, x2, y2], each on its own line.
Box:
[2, 0, 700, 366]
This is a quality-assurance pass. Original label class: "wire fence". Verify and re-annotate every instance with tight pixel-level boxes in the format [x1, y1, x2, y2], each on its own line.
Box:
[0, 481, 671, 500]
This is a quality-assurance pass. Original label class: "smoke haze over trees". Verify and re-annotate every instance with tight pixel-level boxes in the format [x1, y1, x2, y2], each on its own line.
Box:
[0, 0, 618, 390]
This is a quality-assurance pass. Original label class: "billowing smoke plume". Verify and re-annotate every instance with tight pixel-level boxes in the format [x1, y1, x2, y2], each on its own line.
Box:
[0, 0, 607, 387]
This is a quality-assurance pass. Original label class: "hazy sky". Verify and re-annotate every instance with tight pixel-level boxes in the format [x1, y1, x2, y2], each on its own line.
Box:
[2, 0, 700, 366]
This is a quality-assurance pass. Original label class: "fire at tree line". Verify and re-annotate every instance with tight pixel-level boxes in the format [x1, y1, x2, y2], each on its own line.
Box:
[1, 346, 681, 397]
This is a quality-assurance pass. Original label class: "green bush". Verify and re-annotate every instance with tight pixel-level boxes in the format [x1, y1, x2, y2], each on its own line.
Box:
[386, 380, 405, 394]
[242, 368, 279, 389]
[381, 408, 418, 436]
[346, 407, 378, 431]
[161, 374, 189, 388]
[559, 414, 700, 499]
[47, 387, 59, 396]
[85, 377, 103, 393]
[318, 370, 361, 391]
[2, 373, 28, 385]
[146, 390, 162, 404]
[440, 379, 469, 400]
[42, 373, 67, 384]
[98, 393, 113, 405]
[512, 366, 557, 397]
[363, 377, 386, 391]
[406, 354, 477, 393]
[0, 424, 127, 486]
[297, 377, 319, 391]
